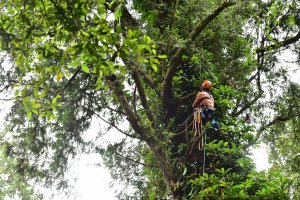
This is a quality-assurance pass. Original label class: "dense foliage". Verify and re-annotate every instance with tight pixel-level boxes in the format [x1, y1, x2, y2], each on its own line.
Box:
[0, 0, 299, 199]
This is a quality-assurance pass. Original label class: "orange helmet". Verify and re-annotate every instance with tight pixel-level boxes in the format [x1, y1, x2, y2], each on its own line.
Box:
[201, 80, 212, 90]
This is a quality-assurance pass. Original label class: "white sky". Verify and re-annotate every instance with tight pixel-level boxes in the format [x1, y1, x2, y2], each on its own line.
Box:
[65, 154, 116, 200]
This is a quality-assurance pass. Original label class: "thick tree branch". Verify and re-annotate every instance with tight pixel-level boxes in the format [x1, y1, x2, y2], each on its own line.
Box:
[247, 53, 275, 83]
[256, 31, 300, 53]
[114, 55, 160, 128]
[132, 86, 137, 116]
[233, 60, 264, 117]
[118, 49, 158, 94]
[107, 77, 176, 185]
[107, 77, 150, 139]
[105, 1, 138, 30]
[247, 70, 259, 83]
[131, 71, 157, 129]
[136, 67, 157, 90]
[112, 4, 158, 93]
[232, 92, 263, 117]
[162, 1, 236, 119]
[108, 2, 158, 96]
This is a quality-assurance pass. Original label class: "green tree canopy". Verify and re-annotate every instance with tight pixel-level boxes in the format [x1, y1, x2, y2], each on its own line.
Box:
[0, 0, 299, 199]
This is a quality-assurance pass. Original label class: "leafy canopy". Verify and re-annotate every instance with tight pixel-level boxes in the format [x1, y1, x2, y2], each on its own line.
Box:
[0, 0, 299, 199]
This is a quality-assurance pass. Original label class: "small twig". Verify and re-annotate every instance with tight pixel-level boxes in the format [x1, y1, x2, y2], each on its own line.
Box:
[79, 104, 140, 139]
[255, 114, 300, 141]
[115, 151, 158, 168]
[56, 67, 81, 96]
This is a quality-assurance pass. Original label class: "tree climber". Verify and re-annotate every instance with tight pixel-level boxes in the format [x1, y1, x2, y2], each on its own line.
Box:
[174, 80, 220, 134]
[192, 80, 220, 130]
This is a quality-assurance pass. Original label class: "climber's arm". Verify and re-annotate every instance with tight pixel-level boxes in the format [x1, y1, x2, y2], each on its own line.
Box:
[192, 98, 200, 109]
[192, 92, 203, 109]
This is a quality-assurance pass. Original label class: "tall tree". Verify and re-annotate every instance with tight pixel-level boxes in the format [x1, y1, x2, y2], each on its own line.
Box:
[0, 0, 299, 199]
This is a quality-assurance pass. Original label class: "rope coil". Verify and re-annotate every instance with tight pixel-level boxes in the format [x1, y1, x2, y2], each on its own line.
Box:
[193, 108, 204, 150]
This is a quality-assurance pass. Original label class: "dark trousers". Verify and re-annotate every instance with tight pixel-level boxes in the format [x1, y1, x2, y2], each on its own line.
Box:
[201, 107, 215, 125]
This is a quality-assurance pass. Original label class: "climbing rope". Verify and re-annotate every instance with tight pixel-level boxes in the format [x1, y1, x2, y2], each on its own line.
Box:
[193, 107, 207, 200]
[192, 107, 204, 150]
[174, 108, 208, 200]
[201, 129, 207, 200]
[172, 120, 194, 136]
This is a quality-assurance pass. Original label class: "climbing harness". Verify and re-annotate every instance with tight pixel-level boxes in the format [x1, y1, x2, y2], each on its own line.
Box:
[193, 107, 205, 150]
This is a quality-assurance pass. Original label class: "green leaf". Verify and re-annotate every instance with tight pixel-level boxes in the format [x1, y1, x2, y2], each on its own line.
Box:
[219, 181, 227, 187]
[14, 89, 19, 97]
[0, 2, 4, 9]
[70, 59, 79, 67]
[158, 55, 167, 59]
[150, 57, 160, 72]
[38, 92, 47, 98]
[31, 109, 38, 115]
[26, 111, 32, 120]
[81, 64, 90, 73]
[81, 30, 90, 37]
[152, 49, 156, 55]
[56, 72, 63, 81]
[32, 103, 41, 109]
[128, 29, 133, 38]
[287, 15, 295, 25]
[115, 7, 122, 19]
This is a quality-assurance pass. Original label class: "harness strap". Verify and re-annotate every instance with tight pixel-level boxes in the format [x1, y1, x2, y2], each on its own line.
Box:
[199, 96, 213, 103]
[199, 91, 214, 102]
[198, 104, 216, 112]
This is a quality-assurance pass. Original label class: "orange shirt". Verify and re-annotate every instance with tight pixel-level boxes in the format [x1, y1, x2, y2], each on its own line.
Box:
[192, 91, 214, 109]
